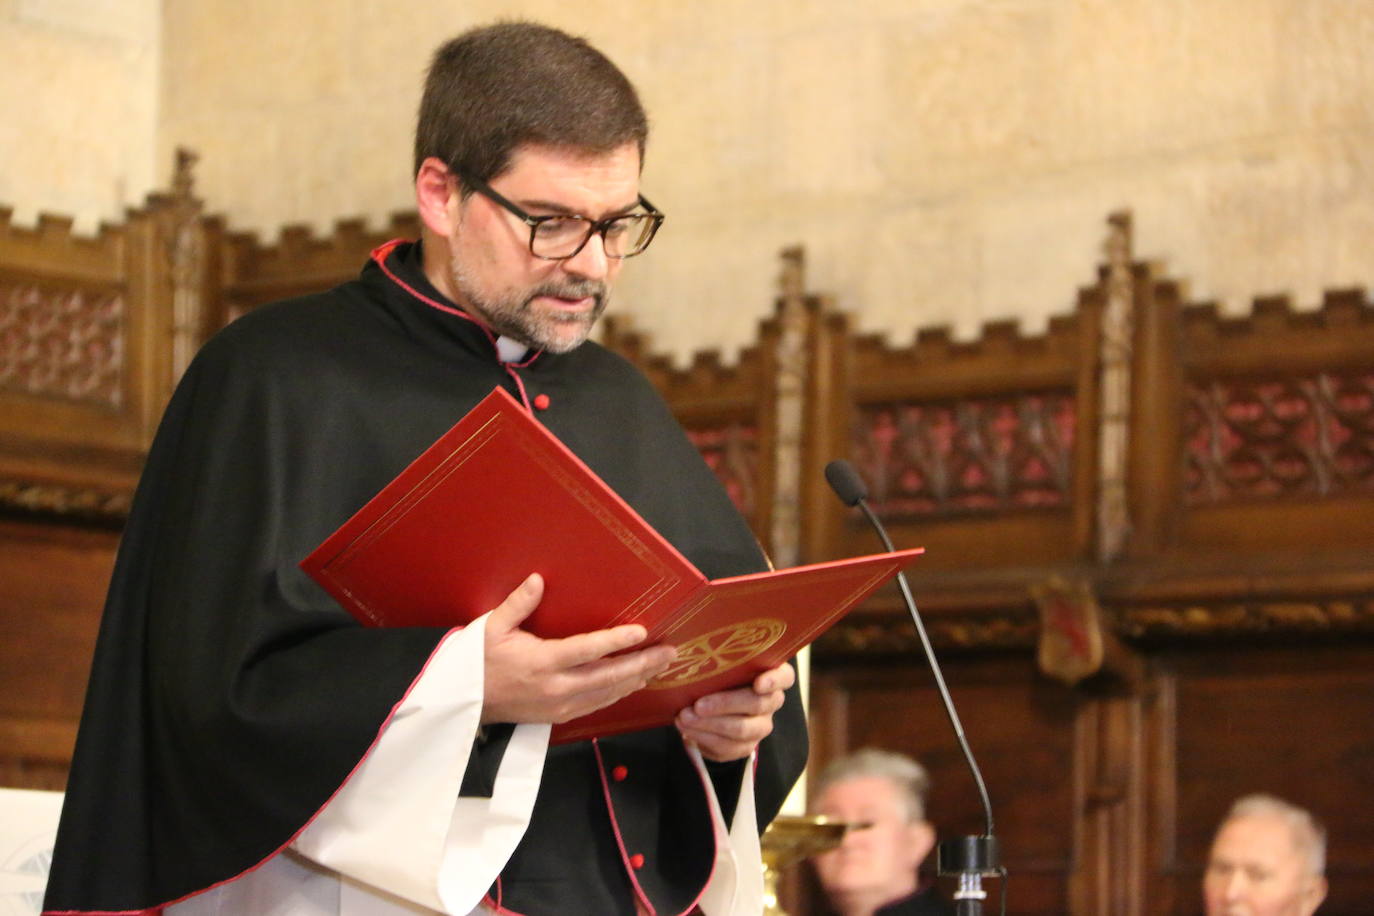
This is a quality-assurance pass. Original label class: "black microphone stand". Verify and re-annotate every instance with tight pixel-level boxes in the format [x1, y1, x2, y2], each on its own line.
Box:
[825, 461, 1006, 916]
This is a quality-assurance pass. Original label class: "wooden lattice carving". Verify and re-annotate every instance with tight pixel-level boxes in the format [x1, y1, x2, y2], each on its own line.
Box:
[1184, 370, 1374, 502]
[0, 281, 124, 407]
[686, 422, 759, 519]
[851, 392, 1076, 518]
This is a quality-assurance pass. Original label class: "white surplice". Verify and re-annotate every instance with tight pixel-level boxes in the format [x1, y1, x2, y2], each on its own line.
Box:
[168, 612, 763, 915]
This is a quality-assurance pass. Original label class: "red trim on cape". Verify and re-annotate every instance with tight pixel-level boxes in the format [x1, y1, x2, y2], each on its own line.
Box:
[591, 737, 658, 916]
[586, 735, 727, 916]
[370, 239, 543, 411]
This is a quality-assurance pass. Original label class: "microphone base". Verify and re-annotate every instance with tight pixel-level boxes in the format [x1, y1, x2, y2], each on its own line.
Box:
[937, 835, 1000, 875]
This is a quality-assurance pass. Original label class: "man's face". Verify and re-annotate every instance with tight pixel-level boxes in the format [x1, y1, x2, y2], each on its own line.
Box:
[812, 776, 932, 911]
[443, 141, 641, 353]
[1203, 814, 1327, 916]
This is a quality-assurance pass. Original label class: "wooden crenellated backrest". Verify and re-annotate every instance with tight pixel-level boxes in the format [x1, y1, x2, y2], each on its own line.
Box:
[2, 160, 1372, 912]
[785, 216, 1374, 915]
[218, 213, 422, 322]
[0, 173, 206, 789]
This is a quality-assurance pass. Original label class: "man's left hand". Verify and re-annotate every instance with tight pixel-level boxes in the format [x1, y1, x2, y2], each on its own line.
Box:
[675, 661, 795, 762]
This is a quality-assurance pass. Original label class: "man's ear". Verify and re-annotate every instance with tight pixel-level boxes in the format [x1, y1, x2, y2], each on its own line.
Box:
[1302, 875, 1328, 916]
[415, 156, 460, 237]
[906, 820, 937, 871]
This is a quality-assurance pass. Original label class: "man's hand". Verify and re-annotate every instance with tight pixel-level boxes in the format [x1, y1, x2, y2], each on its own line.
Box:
[481, 573, 677, 724]
[675, 661, 795, 762]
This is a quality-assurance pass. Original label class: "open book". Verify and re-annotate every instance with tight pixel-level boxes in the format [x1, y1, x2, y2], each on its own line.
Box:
[302, 386, 922, 743]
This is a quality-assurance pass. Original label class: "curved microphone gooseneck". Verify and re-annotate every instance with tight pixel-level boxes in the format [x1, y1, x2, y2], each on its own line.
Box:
[824, 459, 1006, 916]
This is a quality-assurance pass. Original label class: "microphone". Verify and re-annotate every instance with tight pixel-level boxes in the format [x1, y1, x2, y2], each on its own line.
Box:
[823, 459, 869, 507]
[824, 460, 1005, 916]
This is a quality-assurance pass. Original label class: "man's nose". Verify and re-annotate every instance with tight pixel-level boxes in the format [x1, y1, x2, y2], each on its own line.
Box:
[1222, 869, 1248, 900]
[838, 823, 870, 848]
[561, 232, 610, 280]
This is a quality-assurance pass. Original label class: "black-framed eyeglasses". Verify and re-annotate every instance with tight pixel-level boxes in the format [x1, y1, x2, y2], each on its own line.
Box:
[457, 170, 664, 260]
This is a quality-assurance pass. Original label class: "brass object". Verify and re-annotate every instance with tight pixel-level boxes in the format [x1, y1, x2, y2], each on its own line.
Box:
[760, 814, 855, 916]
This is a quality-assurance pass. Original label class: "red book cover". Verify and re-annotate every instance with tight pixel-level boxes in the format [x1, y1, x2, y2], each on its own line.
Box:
[302, 387, 922, 742]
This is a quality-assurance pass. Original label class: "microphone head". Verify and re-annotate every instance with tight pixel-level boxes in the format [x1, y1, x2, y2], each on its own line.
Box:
[824, 459, 869, 507]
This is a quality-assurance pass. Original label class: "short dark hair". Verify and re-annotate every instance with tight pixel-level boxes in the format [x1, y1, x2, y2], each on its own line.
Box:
[414, 22, 649, 184]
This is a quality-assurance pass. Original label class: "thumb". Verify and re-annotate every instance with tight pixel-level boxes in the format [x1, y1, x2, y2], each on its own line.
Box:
[487, 573, 543, 635]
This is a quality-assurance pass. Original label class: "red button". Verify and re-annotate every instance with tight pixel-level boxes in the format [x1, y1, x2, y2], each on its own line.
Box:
[629, 853, 645, 869]
[533, 393, 551, 410]
[612, 765, 629, 782]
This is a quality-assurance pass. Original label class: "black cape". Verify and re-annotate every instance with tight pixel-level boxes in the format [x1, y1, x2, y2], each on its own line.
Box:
[44, 240, 808, 915]
[815, 886, 953, 916]
[874, 887, 956, 916]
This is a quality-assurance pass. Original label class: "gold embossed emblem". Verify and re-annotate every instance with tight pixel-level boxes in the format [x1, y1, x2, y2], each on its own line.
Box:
[647, 618, 787, 689]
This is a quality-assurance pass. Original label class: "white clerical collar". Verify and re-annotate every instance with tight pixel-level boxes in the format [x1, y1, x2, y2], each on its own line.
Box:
[494, 336, 530, 364]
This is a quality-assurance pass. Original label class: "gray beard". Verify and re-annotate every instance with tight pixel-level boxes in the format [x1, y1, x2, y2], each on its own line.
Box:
[449, 258, 609, 354]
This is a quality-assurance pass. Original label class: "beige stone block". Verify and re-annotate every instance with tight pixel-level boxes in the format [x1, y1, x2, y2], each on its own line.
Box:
[878, 0, 1060, 191]
[161, 0, 351, 115]
[876, 0, 1293, 192]
[819, 203, 982, 344]
[0, 10, 157, 231]
[615, 211, 784, 366]
[15, 0, 156, 44]
[1272, 0, 1374, 130]
[273, 96, 416, 234]
[1053, 0, 1283, 155]
[157, 109, 285, 236]
[636, 32, 778, 207]
[1162, 132, 1374, 313]
[770, 25, 887, 196]
[969, 188, 1108, 337]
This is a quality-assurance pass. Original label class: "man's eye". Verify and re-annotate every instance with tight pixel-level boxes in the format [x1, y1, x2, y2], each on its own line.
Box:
[534, 219, 586, 240]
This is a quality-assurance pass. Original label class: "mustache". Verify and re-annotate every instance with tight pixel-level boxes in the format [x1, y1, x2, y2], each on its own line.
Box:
[526, 280, 606, 308]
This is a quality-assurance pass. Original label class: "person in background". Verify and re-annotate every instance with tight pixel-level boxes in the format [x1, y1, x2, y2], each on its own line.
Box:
[810, 748, 953, 916]
[1204, 793, 1328, 916]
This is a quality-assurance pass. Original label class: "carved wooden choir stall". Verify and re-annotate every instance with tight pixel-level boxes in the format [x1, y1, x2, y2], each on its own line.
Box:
[2, 158, 1372, 915]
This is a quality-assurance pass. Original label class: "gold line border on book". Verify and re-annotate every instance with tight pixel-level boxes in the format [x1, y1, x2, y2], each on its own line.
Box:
[328, 411, 685, 625]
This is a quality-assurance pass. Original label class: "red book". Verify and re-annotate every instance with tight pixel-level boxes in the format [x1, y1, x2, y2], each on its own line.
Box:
[302, 387, 922, 743]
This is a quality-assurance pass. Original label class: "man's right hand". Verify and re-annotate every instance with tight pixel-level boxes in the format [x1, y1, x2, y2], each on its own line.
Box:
[480, 573, 677, 724]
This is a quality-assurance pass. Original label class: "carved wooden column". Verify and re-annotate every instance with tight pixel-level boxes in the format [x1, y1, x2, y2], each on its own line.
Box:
[770, 246, 811, 571]
[1096, 212, 1134, 563]
[1028, 213, 1150, 914]
[1124, 222, 1183, 559]
[1031, 575, 1145, 916]
[126, 147, 211, 431]
[167, 149, 208, 386]
[1070, 684, 1146, 916]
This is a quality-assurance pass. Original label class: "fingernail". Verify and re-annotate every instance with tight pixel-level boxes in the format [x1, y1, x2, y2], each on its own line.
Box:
[759, 678, 774, 692]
